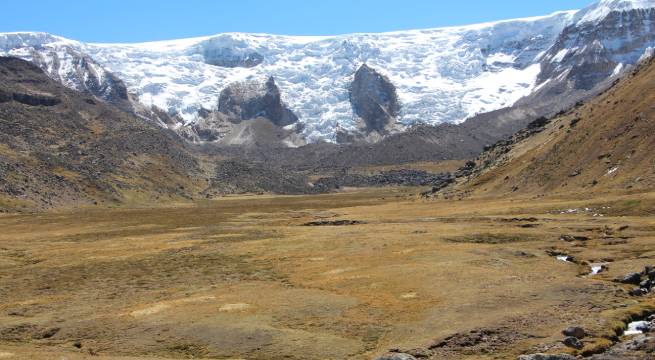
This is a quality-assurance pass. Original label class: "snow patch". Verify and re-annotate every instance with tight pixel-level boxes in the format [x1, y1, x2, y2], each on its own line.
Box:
[551, 49, 570, 63]
[625, 320, 650, 335]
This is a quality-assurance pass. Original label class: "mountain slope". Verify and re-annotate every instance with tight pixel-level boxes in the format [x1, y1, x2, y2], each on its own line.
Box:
[447, 54, 655, 198]
[0, 57, 203, 211]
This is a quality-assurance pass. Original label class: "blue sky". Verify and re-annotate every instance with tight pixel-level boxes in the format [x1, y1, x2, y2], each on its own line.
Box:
[3, 0, 593, 43]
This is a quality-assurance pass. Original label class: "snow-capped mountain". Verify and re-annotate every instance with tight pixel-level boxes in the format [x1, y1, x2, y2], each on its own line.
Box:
[538, 0, 655, 92]
[1, 0, 654, 144]
[0, 33, 129, 105]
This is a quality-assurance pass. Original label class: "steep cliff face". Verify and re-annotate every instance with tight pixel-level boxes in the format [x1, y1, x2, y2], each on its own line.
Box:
[217, 76, 298, 126]
[178, 77, 303, 146]
[32, 47, 129, 105]
[349, 64, 400, 133]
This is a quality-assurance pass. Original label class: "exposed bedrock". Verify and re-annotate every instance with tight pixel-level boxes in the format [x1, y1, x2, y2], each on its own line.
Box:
[217, 76, 298, 127]
[349, 63, 400, 133]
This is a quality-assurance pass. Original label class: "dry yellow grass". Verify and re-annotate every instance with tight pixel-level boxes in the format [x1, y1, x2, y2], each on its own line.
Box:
[0, 188, 654, 359]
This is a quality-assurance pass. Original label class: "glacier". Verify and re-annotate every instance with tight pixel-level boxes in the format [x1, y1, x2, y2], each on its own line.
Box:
[1, 0, 655, 142]
[85, 12, 574, 142]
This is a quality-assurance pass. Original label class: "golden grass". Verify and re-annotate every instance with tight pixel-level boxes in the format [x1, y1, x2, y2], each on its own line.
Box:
[0, 189, 654, 359]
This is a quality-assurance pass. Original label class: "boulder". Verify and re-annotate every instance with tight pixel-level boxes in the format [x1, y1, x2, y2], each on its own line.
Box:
[562, 326, 586, 339]
[560, 234, 590, 242]
[616, 272, 642, 285]
[349, 64, 400, 133]
[629, 287, 649, 297]
[563, 336, 584, 349]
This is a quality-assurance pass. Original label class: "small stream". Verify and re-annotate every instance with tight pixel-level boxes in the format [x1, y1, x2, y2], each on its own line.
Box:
[625, 320, 650, 336]
[589, 263, 608, 276]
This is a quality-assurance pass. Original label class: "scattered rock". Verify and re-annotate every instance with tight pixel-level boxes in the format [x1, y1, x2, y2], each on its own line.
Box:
[513, 251, 537, 258]
[403, 348, 431, 358]
[319, 169, 454, 192]
[629, 287, 649, 297]
[502, 217, 540, 222]
[428, 327, 529, 354]
[38, 327, 60, 339]
[562, 326, 586, 339]
[518, 354, 576, 360]
[560, 234, 590, 242]
[615, 272, 642, 285]
[643, 266, 655, 281]
[302, 220, 365, 226]
[546, 250, 576, 263]
[376, 353, 417, 360]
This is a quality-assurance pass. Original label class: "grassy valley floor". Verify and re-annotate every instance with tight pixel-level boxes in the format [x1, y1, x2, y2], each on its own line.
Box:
[0, 188, 654, 359]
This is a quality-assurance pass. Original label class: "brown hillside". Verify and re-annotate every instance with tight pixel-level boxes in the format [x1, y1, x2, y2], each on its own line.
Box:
[0, 57, 203, 211]
[449, 56, 655, 198]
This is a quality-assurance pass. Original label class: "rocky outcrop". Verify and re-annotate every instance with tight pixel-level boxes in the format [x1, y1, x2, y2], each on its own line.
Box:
[0, 90, 61, 106]
[217, 77, 298, 126]
[204, 160, 311, 195]
[28, 47, 130, 105]
[562, 327, 586, 339]
[349, 64, 400, 133]
[375, 353, 417, 360]
[180, 78, 305, 145]
[615, 272, 643, 285]
[517, 355, 576, 360]
[313, 169, 453, 192]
